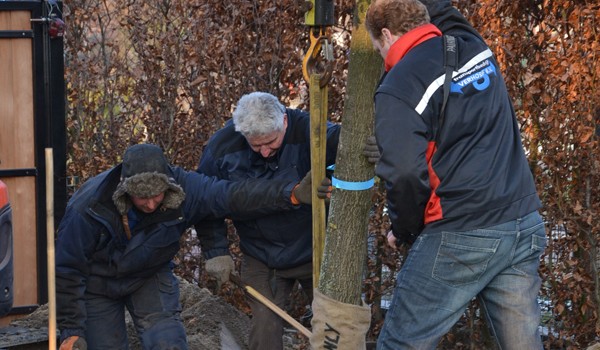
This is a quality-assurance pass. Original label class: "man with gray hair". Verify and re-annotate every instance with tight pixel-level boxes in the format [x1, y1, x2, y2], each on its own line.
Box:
[365, 0, 545, 349]
[197, 92, 340, 350]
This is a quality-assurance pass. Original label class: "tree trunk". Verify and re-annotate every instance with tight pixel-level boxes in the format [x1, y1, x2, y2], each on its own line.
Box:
[318, 0, 383, 305]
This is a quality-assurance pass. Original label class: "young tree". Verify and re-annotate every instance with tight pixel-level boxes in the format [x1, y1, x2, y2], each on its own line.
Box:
[310, 1, 382, 348]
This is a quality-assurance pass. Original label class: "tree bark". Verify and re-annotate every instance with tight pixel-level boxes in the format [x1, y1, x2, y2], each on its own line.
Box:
[317, 0, 383, 305]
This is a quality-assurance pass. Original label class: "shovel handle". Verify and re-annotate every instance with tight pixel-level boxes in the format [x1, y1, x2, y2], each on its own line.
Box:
[229, 274, 312, 338]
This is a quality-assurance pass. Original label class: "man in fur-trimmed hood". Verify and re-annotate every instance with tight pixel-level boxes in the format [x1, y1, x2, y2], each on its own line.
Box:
[55, 143, 323, 350]
[112, 144, 185, 216]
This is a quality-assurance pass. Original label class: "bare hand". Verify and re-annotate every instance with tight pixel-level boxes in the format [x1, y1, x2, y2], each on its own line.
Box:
[386, 231, 398, 249]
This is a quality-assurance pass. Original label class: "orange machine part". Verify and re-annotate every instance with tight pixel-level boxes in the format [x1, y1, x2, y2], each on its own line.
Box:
[0, 181, 8, 208]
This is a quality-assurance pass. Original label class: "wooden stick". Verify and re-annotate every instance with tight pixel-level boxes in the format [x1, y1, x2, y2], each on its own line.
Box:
[229, 274, 312, 338]
[46, 148, 57, 350]
[309, 73, 328, 286]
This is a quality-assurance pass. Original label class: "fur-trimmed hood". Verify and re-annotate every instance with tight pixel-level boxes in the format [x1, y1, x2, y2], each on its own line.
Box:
[111, 144, 185, 215]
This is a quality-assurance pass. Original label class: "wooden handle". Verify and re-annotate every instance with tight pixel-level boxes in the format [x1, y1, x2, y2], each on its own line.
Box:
[243, 284, 312, 338]
[46, 148, 57, 350]
[229, 273, 312, 338]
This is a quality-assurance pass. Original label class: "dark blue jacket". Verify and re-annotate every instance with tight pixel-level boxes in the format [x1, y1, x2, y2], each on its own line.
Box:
[56, 164, 296, 339]
[197, 108, 340, 269]
[374, 1, 541, 242]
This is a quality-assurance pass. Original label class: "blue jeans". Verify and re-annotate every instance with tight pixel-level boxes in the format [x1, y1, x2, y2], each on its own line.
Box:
[84, 267, 187, 350]
[377, 211, 546, 350]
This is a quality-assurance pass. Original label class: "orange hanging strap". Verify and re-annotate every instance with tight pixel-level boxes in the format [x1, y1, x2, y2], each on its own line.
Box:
[121, 215, 132, 240]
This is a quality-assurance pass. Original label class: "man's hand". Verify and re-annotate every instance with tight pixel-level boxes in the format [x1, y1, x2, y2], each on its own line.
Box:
[363, 135, 380, 165]
[386, 230, 398, 249]
[60, 336, 87, 350]
[205, 255, 235, 290]
[292, 170, 332, 205]
[316, 177, 332, 201]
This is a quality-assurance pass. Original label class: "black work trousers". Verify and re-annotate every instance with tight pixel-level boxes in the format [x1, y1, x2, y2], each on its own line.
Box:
[241, 254, 313, 350]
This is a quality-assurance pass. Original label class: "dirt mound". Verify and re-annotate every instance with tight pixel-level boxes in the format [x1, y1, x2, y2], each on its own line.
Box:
[167, 278, 251, 349]
[5, 277, 309, 349]
[7, 278, 251, 349]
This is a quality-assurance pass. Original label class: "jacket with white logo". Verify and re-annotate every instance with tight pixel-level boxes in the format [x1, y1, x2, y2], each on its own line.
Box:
[374, 0, 541, 242]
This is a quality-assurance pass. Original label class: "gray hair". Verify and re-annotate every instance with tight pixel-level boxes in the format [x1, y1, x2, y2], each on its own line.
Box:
[232, 92, 286, 137]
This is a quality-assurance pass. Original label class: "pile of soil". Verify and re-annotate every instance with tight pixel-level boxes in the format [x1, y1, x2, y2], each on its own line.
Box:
[4, 278, 305, 349]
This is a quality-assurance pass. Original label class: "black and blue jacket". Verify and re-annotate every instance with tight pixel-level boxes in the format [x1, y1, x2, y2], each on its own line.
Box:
[56, 164, 297, 340]
[374, 0, 541, 242]
[197, 108, 340, 269]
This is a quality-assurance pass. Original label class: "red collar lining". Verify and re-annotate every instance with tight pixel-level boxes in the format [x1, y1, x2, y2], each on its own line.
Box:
[384, 24, 442, 71]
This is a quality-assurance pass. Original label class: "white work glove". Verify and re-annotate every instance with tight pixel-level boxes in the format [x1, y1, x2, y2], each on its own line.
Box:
[205, 255, 235, 290]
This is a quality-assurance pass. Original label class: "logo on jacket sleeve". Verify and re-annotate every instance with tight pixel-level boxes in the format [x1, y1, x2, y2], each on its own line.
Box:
[451, 59, 497, 93]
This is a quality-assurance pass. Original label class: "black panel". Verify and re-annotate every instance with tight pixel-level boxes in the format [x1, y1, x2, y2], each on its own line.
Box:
[0, 203, 13, 318]
[0, 30, 34, 38]
[0, 169, 38, 177]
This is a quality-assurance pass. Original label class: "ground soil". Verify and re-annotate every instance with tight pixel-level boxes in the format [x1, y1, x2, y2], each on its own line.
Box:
[3, 278, 306, 349]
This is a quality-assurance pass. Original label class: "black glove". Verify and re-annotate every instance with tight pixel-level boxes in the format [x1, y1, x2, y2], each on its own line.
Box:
[316, 177, 332, 201]
[292, 170, 332, 205]
[293, 171, 313, 204]
[363, 135, 380, 165]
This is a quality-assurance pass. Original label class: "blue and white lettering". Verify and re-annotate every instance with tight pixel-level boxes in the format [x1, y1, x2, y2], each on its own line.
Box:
[451, 59, 497, 94]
